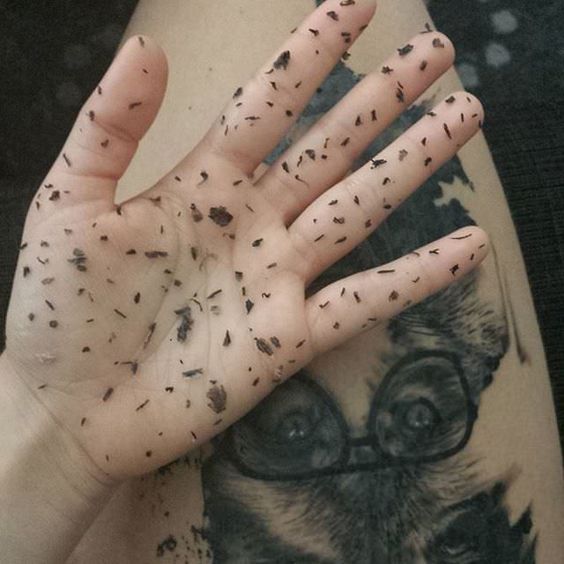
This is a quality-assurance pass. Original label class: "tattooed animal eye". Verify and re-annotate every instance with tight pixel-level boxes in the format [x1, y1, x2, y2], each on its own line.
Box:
[369, 351, 476, 461]
[223, 376, 348, 478]
[247, 381, 330, 451]
[399, 398, 441, 434]
[276, 411, 316, 443]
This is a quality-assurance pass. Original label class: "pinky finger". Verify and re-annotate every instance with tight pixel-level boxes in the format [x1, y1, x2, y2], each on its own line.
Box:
[305, 226, 489, 355]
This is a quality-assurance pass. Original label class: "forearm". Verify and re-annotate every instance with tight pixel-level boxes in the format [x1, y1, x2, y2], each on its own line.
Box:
[0, 353, 115, 564]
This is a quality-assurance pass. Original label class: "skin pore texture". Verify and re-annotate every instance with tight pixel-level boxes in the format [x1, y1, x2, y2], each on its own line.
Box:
[1, 0, 562, 563]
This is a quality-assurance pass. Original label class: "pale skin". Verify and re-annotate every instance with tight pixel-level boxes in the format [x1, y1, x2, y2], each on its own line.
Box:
[0, 0, 562, 562]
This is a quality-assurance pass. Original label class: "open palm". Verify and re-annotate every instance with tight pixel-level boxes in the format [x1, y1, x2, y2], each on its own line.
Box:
[4, 0, 487, 480]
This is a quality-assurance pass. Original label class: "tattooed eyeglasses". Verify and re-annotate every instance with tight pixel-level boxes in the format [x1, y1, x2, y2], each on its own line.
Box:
[219, 350, 478, 481]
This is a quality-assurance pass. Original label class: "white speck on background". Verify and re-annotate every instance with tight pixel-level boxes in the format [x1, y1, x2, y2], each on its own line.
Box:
[485, 42, 511, 67]
[491, 9, 519, 34]
[456, 62, 480, 87]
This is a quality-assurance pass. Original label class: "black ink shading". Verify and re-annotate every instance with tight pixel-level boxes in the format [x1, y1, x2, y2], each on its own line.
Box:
[156, 535, 177, 557]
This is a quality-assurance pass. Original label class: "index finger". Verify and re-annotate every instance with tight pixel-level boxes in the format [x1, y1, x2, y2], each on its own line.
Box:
[189, 0, 378, 175]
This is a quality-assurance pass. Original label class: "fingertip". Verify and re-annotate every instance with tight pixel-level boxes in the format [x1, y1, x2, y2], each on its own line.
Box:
[353, 0, 378, 10]
[471, 225, 490, 259]
[120, 34, 169, 91]
[431, 32, 455, 65]
[339, 0, 378, 23]
[469, 225, 489, 242]
[361, 0, 378, 18]
[449, 225, 490, 265]
[453, 90, 485, 126]
[451, 224, 487, 239]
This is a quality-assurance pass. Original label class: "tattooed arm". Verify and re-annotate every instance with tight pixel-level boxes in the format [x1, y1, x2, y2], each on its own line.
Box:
[70, 1, 564, 563]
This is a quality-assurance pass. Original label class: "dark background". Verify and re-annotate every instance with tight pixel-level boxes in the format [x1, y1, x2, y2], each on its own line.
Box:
[0, 0, 562, 451]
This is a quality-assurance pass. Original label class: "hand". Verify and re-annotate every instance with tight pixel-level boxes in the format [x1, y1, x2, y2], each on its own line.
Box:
[3, 0, 487, 481]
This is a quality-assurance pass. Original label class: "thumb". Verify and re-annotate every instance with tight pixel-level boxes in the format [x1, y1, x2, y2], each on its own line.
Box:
[45, 35, 167, 205]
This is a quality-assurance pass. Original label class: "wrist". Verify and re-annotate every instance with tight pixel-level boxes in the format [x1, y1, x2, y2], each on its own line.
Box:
[0, 351, 116, 563]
